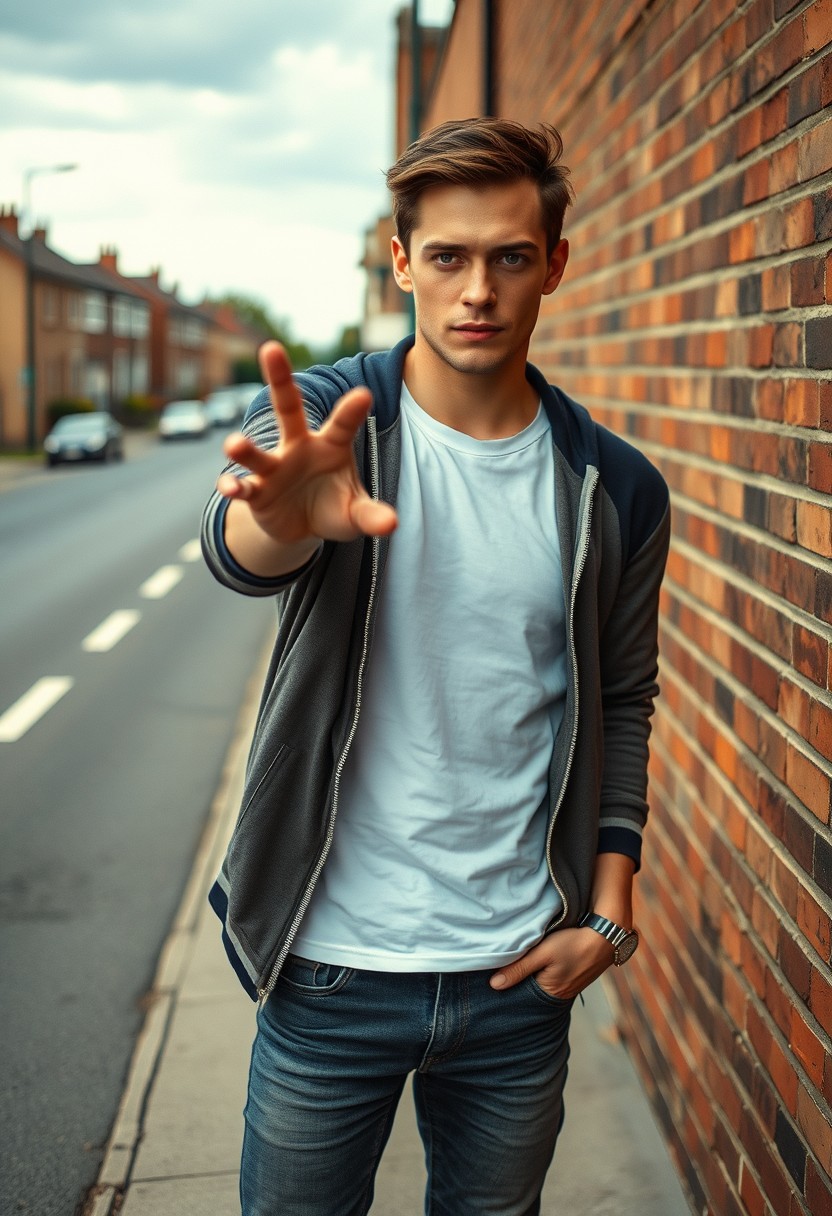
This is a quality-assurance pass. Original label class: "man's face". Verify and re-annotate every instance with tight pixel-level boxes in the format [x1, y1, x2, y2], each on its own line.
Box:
[391, 178, 568, 379]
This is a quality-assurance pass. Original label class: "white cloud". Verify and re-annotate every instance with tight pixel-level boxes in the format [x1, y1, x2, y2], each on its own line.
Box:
[0, 0, 455, 346]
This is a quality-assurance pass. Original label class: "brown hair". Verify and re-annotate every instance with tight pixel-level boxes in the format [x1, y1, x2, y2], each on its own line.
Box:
[386, 117, 574, 256]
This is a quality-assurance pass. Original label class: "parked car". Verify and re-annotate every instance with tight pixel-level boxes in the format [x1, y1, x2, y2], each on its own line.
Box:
[43, 413, 125, 467]
[204, 388, 244, 429]
[158, 400, 209, 440]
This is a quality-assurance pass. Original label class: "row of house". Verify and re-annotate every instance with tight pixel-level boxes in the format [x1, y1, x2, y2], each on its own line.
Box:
[0, 206, 263, 448]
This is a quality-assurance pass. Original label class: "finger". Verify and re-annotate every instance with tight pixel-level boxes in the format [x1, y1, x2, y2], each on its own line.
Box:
[490, 941, 551, 990]
[223, 432, 278, 478]
[318, 387, 374, 447]
[260, 341, 309, 444]
[349, 496, 398, 537]
[217, 471, 260, 501]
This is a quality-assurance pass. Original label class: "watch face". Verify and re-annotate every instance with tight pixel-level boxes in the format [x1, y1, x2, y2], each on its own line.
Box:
[615, 932, 639, 965]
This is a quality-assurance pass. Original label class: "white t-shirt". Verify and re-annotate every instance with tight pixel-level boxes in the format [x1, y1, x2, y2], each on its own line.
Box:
[292, 385, 567, 970]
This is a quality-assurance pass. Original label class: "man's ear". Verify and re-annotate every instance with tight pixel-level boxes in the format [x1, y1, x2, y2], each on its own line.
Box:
[542, 238, 569, 296]
[391, 235, 413, 294]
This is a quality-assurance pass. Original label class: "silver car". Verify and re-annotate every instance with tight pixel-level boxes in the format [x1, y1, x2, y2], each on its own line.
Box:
[158, 400, 209, 440]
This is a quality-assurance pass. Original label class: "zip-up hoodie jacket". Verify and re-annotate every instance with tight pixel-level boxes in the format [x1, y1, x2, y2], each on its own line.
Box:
[202, 336, 671, 1001]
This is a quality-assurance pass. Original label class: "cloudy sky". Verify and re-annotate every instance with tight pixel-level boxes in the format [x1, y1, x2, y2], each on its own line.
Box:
[0, 0, 453, 347]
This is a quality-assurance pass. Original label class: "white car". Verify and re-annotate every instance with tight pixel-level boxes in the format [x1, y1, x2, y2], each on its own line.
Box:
[204, 388, 244, 429]
[158, 400, 209, 440]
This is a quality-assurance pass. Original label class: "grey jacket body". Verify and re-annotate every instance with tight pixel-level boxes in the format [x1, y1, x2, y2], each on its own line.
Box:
[202, 337, 671, 1001]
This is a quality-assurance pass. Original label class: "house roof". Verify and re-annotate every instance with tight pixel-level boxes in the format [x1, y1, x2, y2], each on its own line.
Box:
[0, 228, 147, 300]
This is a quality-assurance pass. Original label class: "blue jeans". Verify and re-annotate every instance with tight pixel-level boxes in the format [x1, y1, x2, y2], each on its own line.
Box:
[241, 956, 574, 1215]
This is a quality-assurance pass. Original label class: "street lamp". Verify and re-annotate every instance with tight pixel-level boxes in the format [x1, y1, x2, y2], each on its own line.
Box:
[23, 162, 78, 451]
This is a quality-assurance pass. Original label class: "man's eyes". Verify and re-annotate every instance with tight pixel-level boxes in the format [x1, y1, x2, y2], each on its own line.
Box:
[430, 252, 528, 267]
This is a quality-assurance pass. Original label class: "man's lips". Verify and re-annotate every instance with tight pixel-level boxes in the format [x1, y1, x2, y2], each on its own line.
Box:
[452, 324, 503, 340]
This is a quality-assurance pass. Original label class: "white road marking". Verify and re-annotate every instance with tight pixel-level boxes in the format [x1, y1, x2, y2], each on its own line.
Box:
[139, 565, 183, 599]
[0, 677, 74, 742]
[178, 538, 202, 563]
[82, 609, 141, 653]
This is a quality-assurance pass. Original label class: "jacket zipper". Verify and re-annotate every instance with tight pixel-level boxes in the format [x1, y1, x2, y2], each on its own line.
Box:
[257, 417, 383, 1003]
[545, 466, 599, 927]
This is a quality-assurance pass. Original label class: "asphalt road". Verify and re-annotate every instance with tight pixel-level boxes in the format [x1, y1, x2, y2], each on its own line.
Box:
[0, 433, 275, 1216]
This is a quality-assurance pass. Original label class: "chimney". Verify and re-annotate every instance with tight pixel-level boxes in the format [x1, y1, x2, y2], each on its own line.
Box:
[148, 266, 160, 285]
[0, 205, 19, 237]
[99, 245, 118, 272]
[33, 223, 48, 243]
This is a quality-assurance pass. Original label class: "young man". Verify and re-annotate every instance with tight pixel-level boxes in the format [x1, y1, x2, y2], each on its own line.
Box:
[203, 118, 670, 1216]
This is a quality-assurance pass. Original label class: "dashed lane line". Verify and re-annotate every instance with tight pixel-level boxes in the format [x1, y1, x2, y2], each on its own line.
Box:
[82, 609, 142, 653]
[0, 677, 74, 742]
[178, 538, 202, 563]
[139, 565, 184, 599]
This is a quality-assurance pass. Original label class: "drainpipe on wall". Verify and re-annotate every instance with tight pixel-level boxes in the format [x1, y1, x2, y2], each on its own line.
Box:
[483, 0, 494, 116]
[410, 0, 422, 142]
[409, 0, 421, 330]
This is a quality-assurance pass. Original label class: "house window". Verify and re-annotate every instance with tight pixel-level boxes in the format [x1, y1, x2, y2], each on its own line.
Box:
[132, 353, 149, 394]
[113, 298, 131, 337]
[113, 350, 130, 399]
[42, 286, 59, 326]
[132, 303, 150, 338]
[67, 293, 83, 329]
[83, 292, 107, 334]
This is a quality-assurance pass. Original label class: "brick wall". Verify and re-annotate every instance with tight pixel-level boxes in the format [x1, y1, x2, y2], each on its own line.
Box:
[425, 1, 832, 1212]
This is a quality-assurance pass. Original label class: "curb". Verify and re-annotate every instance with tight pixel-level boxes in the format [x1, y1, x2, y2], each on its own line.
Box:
[82, 640, 269, 1216]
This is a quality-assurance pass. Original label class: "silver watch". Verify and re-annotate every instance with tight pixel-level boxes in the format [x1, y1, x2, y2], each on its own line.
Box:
[578, 911, 639, 966]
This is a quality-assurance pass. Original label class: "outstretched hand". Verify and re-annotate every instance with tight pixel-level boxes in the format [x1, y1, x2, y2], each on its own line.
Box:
[217, 342, 398, 547]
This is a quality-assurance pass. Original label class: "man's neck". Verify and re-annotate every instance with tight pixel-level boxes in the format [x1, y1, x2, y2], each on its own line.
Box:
[401, 341, 540, 441]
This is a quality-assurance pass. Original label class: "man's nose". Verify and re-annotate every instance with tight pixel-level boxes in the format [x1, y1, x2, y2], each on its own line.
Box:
[461, 264, 496, 308]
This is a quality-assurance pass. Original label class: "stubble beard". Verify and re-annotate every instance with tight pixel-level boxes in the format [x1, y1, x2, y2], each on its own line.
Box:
[420, 324, 516, 378]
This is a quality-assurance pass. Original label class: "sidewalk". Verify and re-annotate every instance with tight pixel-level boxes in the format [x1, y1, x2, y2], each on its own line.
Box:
[86, 663, 692, 1216]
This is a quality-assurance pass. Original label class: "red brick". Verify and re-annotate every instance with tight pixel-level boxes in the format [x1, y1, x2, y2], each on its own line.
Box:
[805, 0, 832, 56]
[769, 140, 799, 195]
[761, 263, 791, 313]
[790, 1007, 827, 1086]
[791, 257, 826, 307]
[799, 117, 832, 182]
[792, 625, 829, 689]
[811, 700, 832, 760]
[786, 741, 831, 820]
[806, 1156, 832, 1216]
[808, 439, 832, 491]
[797, 884, 832, 957]
[797, 501, 832, 558]
[773, 323, 803, 369]
[778, 678, 811, 736]
[810, 966, 832, 1037]
[740, 1157, 766, 1216]
[797, 1082, 832, 1172]
[780, 930, 813, 1001]
[784, 378, 820, 426]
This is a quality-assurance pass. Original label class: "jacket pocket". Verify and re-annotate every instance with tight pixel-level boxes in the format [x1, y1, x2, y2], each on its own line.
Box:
[231, 743, 291, 839]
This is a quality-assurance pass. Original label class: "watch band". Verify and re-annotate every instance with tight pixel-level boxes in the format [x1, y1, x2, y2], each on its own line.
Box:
[578, 911, 631, 948]
[578, 911, 639, 965]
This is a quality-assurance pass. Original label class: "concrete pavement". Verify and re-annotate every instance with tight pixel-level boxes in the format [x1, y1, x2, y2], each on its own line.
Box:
[85, 669, 692, 1216]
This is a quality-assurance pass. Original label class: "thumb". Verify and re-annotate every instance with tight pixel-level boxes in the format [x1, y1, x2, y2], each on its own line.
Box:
[349, 496, 398, 537]
[490, 945, 546, 991]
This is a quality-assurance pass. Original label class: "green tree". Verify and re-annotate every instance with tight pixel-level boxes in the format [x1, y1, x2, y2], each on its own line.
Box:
[211, 293, 315, 371]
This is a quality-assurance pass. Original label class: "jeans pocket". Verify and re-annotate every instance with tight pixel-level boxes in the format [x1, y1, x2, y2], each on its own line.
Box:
[278, 954, 355, 995]
[523, 974, 576, 1007]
